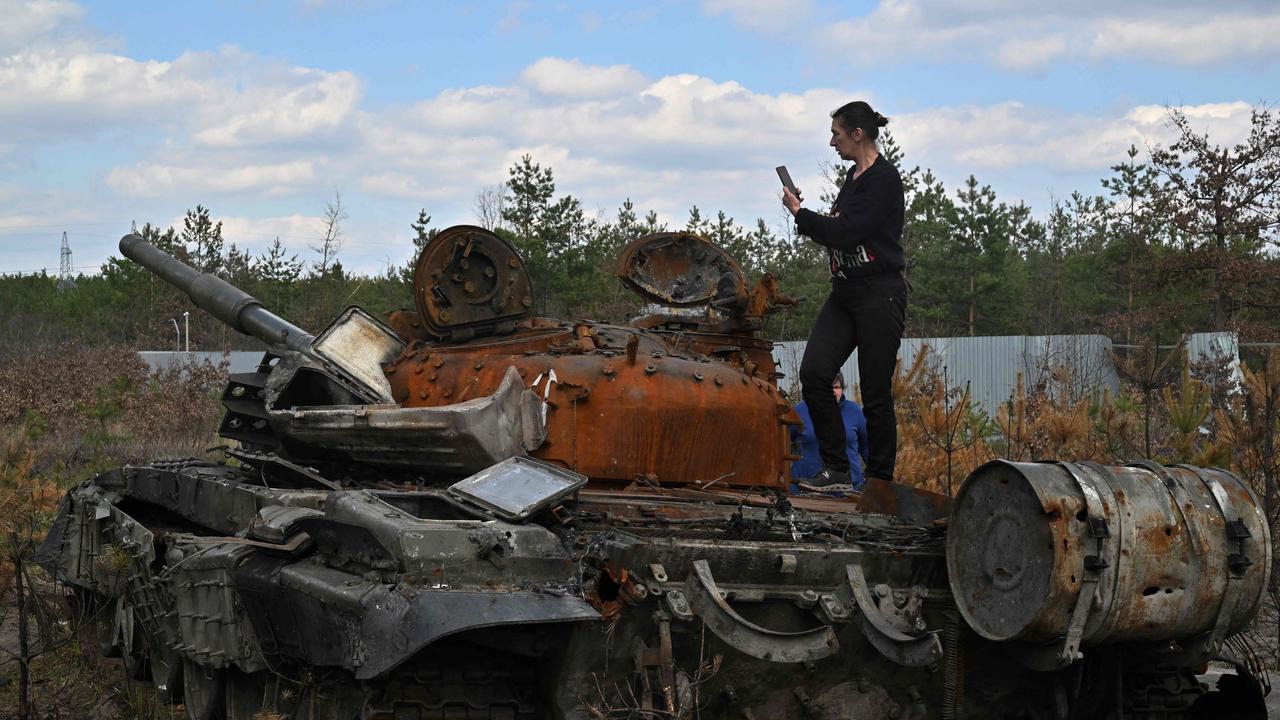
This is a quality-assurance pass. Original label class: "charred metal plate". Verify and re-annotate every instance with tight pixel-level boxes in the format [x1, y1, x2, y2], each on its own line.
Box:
[412, 225, 533, 339]
[616, 232, 745, 307]
[312, 306, 405, 403]
[856, 477, 952, 522]
[448, 456, 587, 522]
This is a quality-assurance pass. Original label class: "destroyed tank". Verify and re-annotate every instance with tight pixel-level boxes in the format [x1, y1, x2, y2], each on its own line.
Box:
[37, 225, 1273, 719]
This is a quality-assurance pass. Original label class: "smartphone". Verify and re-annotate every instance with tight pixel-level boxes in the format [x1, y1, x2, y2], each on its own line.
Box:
[776, 166, 801, 198]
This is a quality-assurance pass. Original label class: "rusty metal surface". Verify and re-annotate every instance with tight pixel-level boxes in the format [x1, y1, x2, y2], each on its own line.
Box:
[384, 322, 797, 488]
[411, 225, 533, 340]
[946, 460, 1271, 650]
[856, 476, 952, 522]
[616, 231, 745, 308]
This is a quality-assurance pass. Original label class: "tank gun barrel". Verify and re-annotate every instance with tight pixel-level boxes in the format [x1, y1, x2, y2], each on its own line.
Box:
[119, 233, 314, 353]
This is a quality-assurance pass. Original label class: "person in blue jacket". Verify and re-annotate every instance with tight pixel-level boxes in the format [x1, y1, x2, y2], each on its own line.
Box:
[791, 374, 868, 491]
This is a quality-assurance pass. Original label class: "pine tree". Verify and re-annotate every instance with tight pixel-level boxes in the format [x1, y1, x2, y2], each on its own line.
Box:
[181, 205, 224, 274]
[1149, 105, 1280, 335]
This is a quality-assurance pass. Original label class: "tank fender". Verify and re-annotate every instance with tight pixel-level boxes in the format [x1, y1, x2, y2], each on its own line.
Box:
[354, 587, 599, 679]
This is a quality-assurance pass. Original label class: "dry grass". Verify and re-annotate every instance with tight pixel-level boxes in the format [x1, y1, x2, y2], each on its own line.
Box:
[0, 342, 226, 479]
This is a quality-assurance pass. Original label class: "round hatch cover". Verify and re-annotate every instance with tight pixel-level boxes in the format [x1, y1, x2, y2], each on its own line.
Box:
[616, 232, 745, 307]
[412, 225, 533, 338]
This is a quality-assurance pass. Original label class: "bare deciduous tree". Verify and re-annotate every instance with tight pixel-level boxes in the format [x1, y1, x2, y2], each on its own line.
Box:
[311, 191, 347, 278]
[474, 183, 508, 231]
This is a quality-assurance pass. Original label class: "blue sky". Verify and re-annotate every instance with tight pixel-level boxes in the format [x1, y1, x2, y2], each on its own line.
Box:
[1, 0, 1277, 276]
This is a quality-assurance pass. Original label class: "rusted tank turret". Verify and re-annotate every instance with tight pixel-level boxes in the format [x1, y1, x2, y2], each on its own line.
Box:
[36, 224, 1272, 720]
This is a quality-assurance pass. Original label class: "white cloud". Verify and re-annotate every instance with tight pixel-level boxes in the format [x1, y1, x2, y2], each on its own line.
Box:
[108, 160, 318, 197]
[215, 214, 329, 254]
[890, 100, 1258, 177]
[193, 67, 363, 147]
[816, 1, 1280, 70]
[996, 34, 1067, 71]
[0, 44, 362, 149]
[1090, 14, 1280, 64]
[0, 0, 83, 53]
[520, 58, 648, 98]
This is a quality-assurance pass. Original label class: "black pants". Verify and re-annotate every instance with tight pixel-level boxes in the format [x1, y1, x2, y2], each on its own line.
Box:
[799, 273, 906, 480]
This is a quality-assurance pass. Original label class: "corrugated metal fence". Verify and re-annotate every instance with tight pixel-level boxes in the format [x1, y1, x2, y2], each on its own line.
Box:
[772, 332, 1240, 417]
[138, 351, 263, 375]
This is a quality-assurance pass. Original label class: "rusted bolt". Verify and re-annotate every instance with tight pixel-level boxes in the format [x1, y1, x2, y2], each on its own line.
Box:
[484, 267, 495, 277]
[474, 362, 484, 370]
[432, 357, 444, 367]
[603, 366, 615, 375]
[418, 390, 428, 399]
[459, 259, 470, 269]
[414, 366, 423, 374]
[443, 390, 452, 398]
[714, 377, 723, 386]
[428, 373, 437, 381]
[645, 364, 656, 374]
[622, 581, 649, 604]
[508, 257, 519, 268]
[693, 372, 704, 382]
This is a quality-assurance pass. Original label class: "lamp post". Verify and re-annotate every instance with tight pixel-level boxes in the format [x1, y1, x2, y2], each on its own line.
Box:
[168, 319, 180, 351]
[183, 311, 190, 352]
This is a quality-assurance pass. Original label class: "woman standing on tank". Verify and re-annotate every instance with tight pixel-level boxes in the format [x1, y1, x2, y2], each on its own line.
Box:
[782, 100, 906, 491]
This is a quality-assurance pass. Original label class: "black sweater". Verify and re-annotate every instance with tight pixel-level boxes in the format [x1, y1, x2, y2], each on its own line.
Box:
[794, 155, 905, 281]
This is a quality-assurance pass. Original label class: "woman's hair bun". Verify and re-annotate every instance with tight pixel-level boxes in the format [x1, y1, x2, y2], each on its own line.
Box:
[875, 113, 889, 127]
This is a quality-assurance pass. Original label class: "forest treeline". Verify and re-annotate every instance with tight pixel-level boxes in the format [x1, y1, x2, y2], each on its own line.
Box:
[1, 105, 1277, 355]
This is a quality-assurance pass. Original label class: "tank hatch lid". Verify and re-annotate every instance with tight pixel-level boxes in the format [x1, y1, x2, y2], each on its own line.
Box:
[412, 225, 534, 340]
[617, 232, 745, 307]
[447, 456, 587, 522]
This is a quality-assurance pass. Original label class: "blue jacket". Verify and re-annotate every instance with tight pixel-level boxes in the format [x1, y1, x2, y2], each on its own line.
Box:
[790, 398, 868, 489]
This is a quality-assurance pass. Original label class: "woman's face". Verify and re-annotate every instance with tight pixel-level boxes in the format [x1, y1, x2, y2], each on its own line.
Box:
[829, 119, 860, 161]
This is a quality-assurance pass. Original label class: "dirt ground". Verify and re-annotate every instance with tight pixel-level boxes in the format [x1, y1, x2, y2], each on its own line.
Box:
[5, 603, 1280, 718]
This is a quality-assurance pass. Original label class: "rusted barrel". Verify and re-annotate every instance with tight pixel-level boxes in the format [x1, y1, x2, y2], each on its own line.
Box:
[946, 460, 1270, 647]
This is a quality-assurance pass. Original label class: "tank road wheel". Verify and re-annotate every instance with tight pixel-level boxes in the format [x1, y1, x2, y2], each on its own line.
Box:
[183, 659, 227, 720]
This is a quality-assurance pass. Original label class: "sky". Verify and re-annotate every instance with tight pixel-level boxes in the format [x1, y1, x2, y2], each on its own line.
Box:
[1, 0, 1277, 277]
